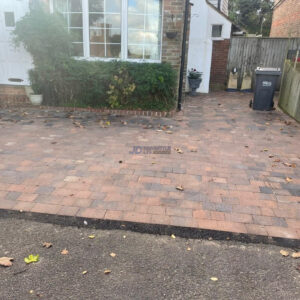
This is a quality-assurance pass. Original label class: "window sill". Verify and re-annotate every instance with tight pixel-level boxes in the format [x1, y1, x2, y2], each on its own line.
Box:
[74, 57, 161, 63]
[211, 37, 225, 41]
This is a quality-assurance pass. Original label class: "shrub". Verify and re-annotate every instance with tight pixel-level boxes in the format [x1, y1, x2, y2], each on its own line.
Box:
[13, 6, 177, 111]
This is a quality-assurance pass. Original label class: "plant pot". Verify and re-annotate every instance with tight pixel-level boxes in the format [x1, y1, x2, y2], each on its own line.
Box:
[188, 78, 202, 96]
[29, 94, 43, 105]
[25, 86, 34, 97]
[166, 31, 178, 39]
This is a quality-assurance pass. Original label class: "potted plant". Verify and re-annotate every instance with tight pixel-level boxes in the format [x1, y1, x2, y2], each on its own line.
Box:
[28, 78, 43, 105]
[188, 69, 202, 96]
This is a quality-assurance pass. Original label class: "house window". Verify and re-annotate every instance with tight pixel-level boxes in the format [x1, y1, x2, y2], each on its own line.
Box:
[52, 0, 162, 61]
[212, 24, 222, 38]
[4, 12, 15, 27]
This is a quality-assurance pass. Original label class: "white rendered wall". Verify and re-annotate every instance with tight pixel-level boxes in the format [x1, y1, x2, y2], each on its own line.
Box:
[187, 0, 231, 93]
[0, 0, 32, 85]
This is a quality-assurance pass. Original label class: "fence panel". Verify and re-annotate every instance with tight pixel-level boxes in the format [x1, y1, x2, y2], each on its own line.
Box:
[227, 37, 300, 89]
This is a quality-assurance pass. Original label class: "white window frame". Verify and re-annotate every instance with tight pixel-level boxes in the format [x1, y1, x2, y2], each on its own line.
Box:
[211, 24, 224, 40]
[49, 0, 163, 63]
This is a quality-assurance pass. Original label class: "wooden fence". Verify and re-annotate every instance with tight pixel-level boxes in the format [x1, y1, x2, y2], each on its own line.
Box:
[227, 37, 300, 89]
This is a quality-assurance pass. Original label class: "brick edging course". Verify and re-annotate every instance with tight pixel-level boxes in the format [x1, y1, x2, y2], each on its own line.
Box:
[0, 209, 299, 248]
[40, 105, 177, 118]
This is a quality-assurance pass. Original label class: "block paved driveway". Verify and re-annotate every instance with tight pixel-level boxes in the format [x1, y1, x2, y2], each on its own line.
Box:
[0, 92, 299, 239]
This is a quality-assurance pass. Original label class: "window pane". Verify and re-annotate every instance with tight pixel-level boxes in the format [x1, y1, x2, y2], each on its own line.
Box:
[212, 25, 222, 37]
[54, 0, 68, 12]
[70, 28, 83, 42]
[107, 29, 121, 43]
[89, 0, 104, 12]
[90, 29, 105, 43]
[70, 13, 82, 27]
[90, 44, 105, 57]
[144, 31, 159, 44]
[107, 44, 121, 58]
[89, 14, 104, 27]
[106, 14, 121, 28]
[4, 12, 15, 27]
[146, 0, 161, 15]
[72, 43, 84, 56]
[128, 30, 144, 44]
[70, 0, 82, 12]
[128, 15, 144, 30]
[145, 15, 160, 31]
[144, 45, 160, 60]
[128, 0, 145, 14]
[106, 0, 122, 13]
[128, 45, 143, 59]
[128, 0, 162, 60]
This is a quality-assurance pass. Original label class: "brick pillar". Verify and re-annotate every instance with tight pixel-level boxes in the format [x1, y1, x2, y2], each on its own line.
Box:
[209, 39, 230, 91]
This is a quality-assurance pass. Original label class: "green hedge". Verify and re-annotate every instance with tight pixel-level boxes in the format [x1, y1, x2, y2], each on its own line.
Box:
[13, 5, 177, 111]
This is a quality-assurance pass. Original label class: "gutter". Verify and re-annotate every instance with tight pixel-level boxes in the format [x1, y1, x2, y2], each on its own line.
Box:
[177, 0, 191, 111]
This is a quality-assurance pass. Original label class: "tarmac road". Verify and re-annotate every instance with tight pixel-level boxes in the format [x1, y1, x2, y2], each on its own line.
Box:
[0, 217, 299, 300]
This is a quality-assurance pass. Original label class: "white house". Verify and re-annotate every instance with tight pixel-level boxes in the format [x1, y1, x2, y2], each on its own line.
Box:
[0, 0, 232, 95]
[187, 0, 232, 93]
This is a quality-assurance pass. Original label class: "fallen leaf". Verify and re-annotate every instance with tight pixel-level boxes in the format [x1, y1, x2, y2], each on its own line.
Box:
[292, 252, 300, 259]
[190, 148, 197, 152]
[0, 257, 14, 267]
[244, 145, 249, 148]
[123, 235, 126, 239]
[280, 250, 289, 257]
[210, 277, 218, 281]
[176, 185, 184, 191]
[174, 147, 183, 154]
[171, 234, 176, 239]
[82, 270, 88, 275]
[24, 254, 39, 264]
[42, 242, 52, 249]
[61, 248, 69, 255]
[106, 121, 111, 126]
[29, 290, 34, 294]
[285, 177, 293, 183]
[119, 160, 123, 164]
[104, 269, 111, 275]
[274, 159, 281, 163]
[263, 149, 269, 152]
[73, 121, 84, 128]
[268, 155, 274, 158]
[265, 122, 270, 125]
[283, 162, 292, 167]
[88, 235, 95, 239]
[121, 120, 127, 125]
[110, 252, 116, 258]
[284, 121, 291, 125]
[165, 130, 173, 134]
[187, 247, 191, 251]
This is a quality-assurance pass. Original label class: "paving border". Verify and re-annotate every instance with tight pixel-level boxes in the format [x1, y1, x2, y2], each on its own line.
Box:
[40, 105, 177, 118]
[0, 209, 299, 248]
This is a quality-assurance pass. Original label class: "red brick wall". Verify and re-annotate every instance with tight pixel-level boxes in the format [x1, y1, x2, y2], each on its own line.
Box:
[210, 39, 230, 90]
[270, 0, 300, 37]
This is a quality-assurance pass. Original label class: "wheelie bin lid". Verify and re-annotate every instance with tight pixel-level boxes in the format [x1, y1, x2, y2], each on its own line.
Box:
[255, 67, 281, 75]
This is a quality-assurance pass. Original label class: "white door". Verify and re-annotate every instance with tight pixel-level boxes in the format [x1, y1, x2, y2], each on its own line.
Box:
[0, 0, 32, 85]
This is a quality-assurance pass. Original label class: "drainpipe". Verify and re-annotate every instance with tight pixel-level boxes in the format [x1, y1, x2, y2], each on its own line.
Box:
[217, 0, 221, 11]
[177, 0, 190, 111]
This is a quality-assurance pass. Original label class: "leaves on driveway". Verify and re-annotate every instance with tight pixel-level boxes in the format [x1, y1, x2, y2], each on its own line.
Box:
[88, 235, 95, 239]
[280, 250, 289, 257]
[176, 185, 184, 191]
[292, 252, 300, 259]
[42, 242, 53, 249]
[61, 249, 69, 255]
[104, 269, 111, 275]
[0, 257, 14, 267]
[285, 177, 293, 183]
[110, 253, 116, 258]
[24, 254, 39, 264]
[210, 277, 218, 281]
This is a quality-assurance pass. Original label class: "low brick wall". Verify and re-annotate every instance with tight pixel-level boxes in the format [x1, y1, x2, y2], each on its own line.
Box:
[279, 61, 300, 122]
[41, 106, 177, 118]
[0, 85, 30, 108]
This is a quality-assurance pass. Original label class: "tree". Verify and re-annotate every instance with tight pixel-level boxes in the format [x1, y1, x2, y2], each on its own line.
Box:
[229, 0, 274, 36]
